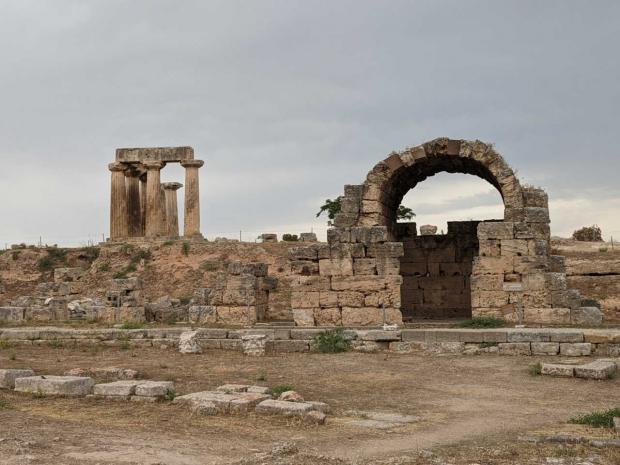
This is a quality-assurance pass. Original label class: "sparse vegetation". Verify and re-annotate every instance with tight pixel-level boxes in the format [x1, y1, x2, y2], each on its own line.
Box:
[529, 362, 542, 376]
[0, 397, 10, 409]
[98, 262, 111, 272]
[599, 246, 608, 252]
[179, 296, 191, 305]
[48, 338, 64, 348]
[11, 250, 20, 260]
[182, 241, 190, 256]
[480, 342, 498, 349]
[164, 388, 176, 401]
[317, 196, 415, 225]
[37, 247, 68, 272]
[121, 322, 144, 330]
[0, 338, 14, 349]
[569, 407, 620, 428]
[256, 373, 266, 381]
[572, 225, 603, 242]
[9, 351, 16, 361]
[80, 246, 100, 262]
[282, 234, 299, 242]
[459, 316, 506, 328]
[163, 240, 174, 246]
[314, 328, 351, 353]
[113, 271, 128, 279]
[271, 385, 294, 397]
[200, 260, 219, 272]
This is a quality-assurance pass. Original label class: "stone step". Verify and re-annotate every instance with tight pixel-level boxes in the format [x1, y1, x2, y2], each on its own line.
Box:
[14, 375, 94, 396]
[0, 369, 36, 389]
[574, 360, 617, 380]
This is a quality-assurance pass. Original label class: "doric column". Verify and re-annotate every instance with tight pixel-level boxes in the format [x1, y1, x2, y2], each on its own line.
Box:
[109, 162, 128, 239]
[162, 182, 183, 237]
[139, 175, 147, 236]
[180, 159, 204, 237]
[144, 161, 164, 238]
[124, 168, 142, 237]
[159, 184, 168, 235]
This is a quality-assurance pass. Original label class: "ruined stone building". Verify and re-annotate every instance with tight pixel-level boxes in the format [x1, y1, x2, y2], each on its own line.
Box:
[109, 146, 204, 240]
[288, 138, 592, 326]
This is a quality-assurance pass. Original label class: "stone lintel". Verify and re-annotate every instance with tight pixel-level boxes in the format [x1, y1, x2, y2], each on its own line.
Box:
[180, 159, 204, 168]
[116, 147, 194, 163]
[162, 182, 183, 191]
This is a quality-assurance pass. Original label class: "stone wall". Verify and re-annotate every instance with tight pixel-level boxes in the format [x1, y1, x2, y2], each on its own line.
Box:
[397, 221, 478, 319]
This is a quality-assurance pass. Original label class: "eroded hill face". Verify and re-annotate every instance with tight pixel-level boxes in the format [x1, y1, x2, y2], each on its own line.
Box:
[0, 240, 295, 321]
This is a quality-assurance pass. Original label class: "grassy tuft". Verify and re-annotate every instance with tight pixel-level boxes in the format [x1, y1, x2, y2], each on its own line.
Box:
[314, 328, 351, 353]
[529, 362, 542, 376]
[181, 241, 190, 256]
[271, 385, 294, 397]
[164, 388, 176, 401]
[459, 316, 506, 328]
[569, 407, 620, 428]
[121, 322, 144, 330]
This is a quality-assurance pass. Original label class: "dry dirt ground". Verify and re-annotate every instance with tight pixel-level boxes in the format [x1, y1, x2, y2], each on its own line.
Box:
[1, 346, 619, 465]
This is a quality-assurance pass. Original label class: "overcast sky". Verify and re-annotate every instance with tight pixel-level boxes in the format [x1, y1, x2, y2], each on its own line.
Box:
[0, 0, 618, 245]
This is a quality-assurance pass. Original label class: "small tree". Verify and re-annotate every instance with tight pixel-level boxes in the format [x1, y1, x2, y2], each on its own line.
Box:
[572, 225, 603, 242]
[316, 197, 342, 226]
[317, 197, 415, 225]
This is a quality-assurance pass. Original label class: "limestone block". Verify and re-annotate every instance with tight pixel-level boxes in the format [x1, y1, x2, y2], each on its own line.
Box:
[350, 226, 389, 244]
[541, 364, 575, 377]
[546, 273, 567, 291]
[614, 417, 620, 433]
[498, 343, 531, 355]
[319, 291, 338, 308]
[479, 240, 501, 257]
[134, 381, 174, 398]
[330, 243, 365, 259]
[470, 275, 503, 291]
[327, 228, 351, 244]
[230, 393, 272, 412]
[478, 222, 514, 240]
[188, 305, 217, 325]
[528, 240, 549, 256]
[288, 246, 318, 261]
[337, 291, 365, 307]
[313, 308, 342, 326]
[522, 273, 546, 291]
[341, 307, 402, 326]
[514, 222, 551, 240]
[216, 307, 257, 326]
[291, 291, 320, 308]
[582, 330, 620, 344]
[513, 256, 548, 274]
[525, 207, 550, 223]
[290, 260, 319, 275]
[531, 342, 559, 355]
[290, 275, 330, 291]
[364, 289, 401, 308]
[351, 340, 389, 352]
[571, 307, 603, 326]
[419, 225, 437, 235]
[356, 329, 401, 341]
[331, 276, 388, 292]
[524, 308, 570, 325]
[507, 330, 550, 342]
[14, 376, 94, 396]
[522, 291, 552, 308]
[227, 262, 268, 277]
[501, 240, 529, 257]
[376, 257, 400, 276]
[174, 391, 235, 413]
[53, 267, 85, 283]
[93, 380, 140, 397]
[366, 243, 405, 258]
[293, 308, 315, 327]
[560, 343, 592, 356]
[0, 307, 25, 321]
[389, 341, 415, 353]
[300, 232, 317, 242]
[255, 399, 314, 417]
[472, 290, 509, 308]
[0, 369, 35, 389]
[427, 246, 456, 263]
[574, 360, 616, 380]
[319, 258, 353, 277]
[179, 331, 203, 354]
[241, 334, 267, 356]
[353, 258, 377, 275]
[472, 256, 513, 275]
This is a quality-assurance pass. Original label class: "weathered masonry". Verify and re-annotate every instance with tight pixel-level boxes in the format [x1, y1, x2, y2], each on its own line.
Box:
[289, 138, 599, 326]
[109, 146, 204, 240]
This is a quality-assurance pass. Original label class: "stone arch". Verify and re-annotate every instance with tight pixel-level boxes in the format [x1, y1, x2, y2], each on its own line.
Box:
[334, 138, 525, 232]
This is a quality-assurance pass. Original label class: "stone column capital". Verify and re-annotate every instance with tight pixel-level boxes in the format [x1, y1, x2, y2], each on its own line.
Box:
[108, 162, 127, 172]
[144, 161, 164, 170]
[180, 159, 204, 168]
[162, 182, 183, 191]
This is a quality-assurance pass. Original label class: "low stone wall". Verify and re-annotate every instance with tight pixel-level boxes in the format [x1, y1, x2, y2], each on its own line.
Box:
[1, 326, 618, 356]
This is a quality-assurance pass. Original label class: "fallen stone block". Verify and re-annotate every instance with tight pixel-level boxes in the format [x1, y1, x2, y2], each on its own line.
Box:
[614, 417, 620, 433]
[278, 390, 304, 402]
[560, 343, 592, 357]
[571, 306, 603, 326]
[93, 380, 141, 397]
[216, 384, 249, 393]
[134, 381, 174, 398]
[247, 385, 271, 395]
[241, 334, 267, 356]
[14, 375, 94, 396]
[178, 331, 202, 354]
[255, 399, 314, 417]
[230, 393, 271, 413]
[303, 410, 326, 425]
[174, 391, 237, 413]
[0, 369, 35, 389]
[498, 343, 531, 356]
[307, 401, 331, 413]
[574, 360, 617, 380]
[541, 363, 575, 377]
[64, 367, 139, 380]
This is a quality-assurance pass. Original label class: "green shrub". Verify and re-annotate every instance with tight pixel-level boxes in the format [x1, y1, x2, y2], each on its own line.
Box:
[125, 263, 137, 273]
[182, 241, 190, 256]
[179, 296, 191, 305]
[0, 338, 14, 350]
[0, 397, 10, 409]
[120, 243, 136, 255]
[569, 407, 620, 428]
[11, 251, 20, 260]
[459, 316, 506, 328]
[313, 328, 351, 353]
[113, 271, 128, 279]
[81, 246, 100, 261]
[37, 247, 67, 272]
[131, 249, 152, 263]
[271, 385, 294, 397]
[529, 362, 542, 376]
[282, 234, 299, 242]
[98, 263, 110, 272]
[164, 388, 176, 401]
[480, 342, 498, 348]
[163, 240, 174, 246]
[120, 322, 144, 330]
[599, 247, 608, 253]
[200, 260, 219, 272]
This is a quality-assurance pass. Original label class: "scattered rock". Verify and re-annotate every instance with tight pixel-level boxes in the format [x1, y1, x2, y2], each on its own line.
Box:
[278, 390, 304, 402]
[541, 363, 575, 377]
[14, 375, 94, 397]
[178, 331, 202, 354]
[64, 367, 139, 380]
[574, 360, 617, 380]
[134, 381, 174, 398]
[93, 380, 141, 397]
[241, 334, 267, 356]
[0, 369, 35, 389]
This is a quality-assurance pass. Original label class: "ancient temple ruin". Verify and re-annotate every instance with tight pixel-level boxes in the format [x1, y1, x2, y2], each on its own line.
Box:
[288, 138, 589, 326]
[108, 146, 204, 240]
